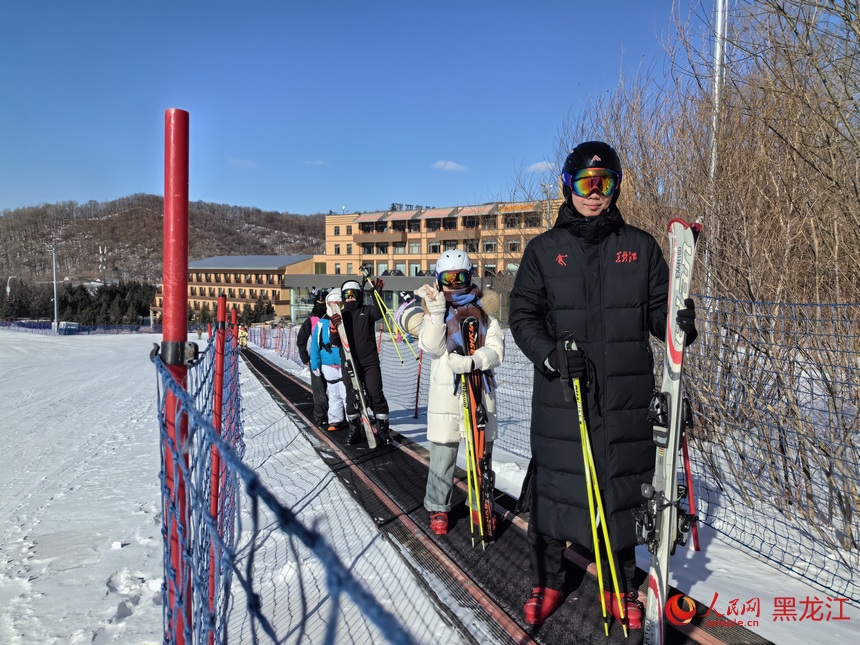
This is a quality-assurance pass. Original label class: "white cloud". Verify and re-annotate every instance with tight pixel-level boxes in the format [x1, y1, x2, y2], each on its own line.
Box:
[527, 161, 554, 173]
[229, 158, 260, 169]
[431, 160, 466, 172]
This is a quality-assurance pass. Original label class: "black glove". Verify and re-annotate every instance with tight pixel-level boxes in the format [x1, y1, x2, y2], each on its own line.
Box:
[548, 347, 587, 380]
[676, 298, 698, 346]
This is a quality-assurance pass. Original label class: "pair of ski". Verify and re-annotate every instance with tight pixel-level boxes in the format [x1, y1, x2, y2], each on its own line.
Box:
[459, 316, 495, 548]
[327, 301, 377, 449]
[560, 218, 702, 640]
[640, 218, 703, 644]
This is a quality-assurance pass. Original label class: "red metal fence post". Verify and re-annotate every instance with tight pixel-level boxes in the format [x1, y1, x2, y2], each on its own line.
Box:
[162, 107, 191, 645]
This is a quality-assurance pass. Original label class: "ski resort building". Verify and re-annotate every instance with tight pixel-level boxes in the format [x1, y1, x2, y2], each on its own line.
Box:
[149, 196, 564, 324]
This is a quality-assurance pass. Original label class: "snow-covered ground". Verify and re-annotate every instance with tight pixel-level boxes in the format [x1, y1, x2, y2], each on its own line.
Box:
[0, 328, 858, 644]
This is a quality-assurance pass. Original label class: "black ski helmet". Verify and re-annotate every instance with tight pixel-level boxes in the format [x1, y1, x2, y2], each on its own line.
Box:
[562, 141, 623, 205]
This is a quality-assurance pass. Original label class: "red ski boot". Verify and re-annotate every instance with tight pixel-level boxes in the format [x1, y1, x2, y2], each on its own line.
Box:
[429, 512, 448, 535]
[524, 587, 565, 625]
[603, 591, 644, 630]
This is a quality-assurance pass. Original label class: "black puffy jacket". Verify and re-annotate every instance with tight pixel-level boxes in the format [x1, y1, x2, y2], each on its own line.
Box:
[341, 299, 383, 367]
[509, 203, 669, 549]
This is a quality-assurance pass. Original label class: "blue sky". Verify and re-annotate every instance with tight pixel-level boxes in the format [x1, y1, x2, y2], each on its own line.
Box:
[1, 1, 689, 216]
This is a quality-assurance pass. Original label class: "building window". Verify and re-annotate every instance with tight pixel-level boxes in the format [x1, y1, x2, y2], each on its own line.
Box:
[483, 241, 497, 253]
[347, 263, 353, 274]
[409, 263, 422, 276]
[443, 240, 458, 251]
[428, 241, 441, 254]
[314, 262, 327, 274]
[334, 226, 341, 236]
[524, 213, 541, 227]
[408, 241, 421, 254]
[335, 263, 341, 275]
[376, 243, 388, 255]
[443, 217, 457, 230]
[377, 262, 389, 275]
[393, 242, 406, 254]
[506, 240, 521, 253]
[394, 262, 406, 275]
[505, 215, 521, 228]
[408, 220, 421, 233]
[334, 244, 341, 255]
[362, 243, 374, 254]
[374, 222, 387, 233]
[392, 221, 406, 232]
[426, 219, 441, 232]
[360, 223, 374, 233]
[465, 239, 479, 253]
[462, 216, 478, 228]
[483, 264, 496, 277]
[346, 225, 353, 235]
[346, 244, 353, 254]
[482, 215, 497, 229]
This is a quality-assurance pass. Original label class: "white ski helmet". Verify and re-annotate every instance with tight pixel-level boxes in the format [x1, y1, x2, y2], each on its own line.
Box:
[435, 249, 473, 289]
[341, 279, 363, 302]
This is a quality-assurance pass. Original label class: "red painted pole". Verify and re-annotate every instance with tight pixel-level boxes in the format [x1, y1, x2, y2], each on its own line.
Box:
[208, 295, 227, 643]
[162, 108, 191, 645]
[682, 434, 701, 551]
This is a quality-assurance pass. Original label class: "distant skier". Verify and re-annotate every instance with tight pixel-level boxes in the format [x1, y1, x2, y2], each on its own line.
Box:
[310, 289, 348, 433]
[297, 289, 330, 429]
[330, 278, 392, 446]
[509, 141, 698, 628]
[238, 325, 249, 349]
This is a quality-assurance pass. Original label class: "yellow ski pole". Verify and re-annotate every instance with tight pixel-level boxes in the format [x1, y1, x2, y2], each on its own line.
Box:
[581, 419, 629, 637]
[362, 269, 419, 361]
[562, 333, 628, 637]
[460, 373, 484, 545]
[373, 288, 420, 359]
[575, 375, 611, 635]
[371, 288, 407, 364]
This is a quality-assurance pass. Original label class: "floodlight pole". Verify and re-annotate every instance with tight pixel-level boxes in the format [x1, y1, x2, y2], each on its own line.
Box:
[541, 182, 554, 230]
[48, 245, 59, 332]
[5, 275, 17, 298]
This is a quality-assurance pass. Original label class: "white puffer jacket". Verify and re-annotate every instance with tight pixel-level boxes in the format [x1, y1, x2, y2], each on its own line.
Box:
[418, 313, 505, 444]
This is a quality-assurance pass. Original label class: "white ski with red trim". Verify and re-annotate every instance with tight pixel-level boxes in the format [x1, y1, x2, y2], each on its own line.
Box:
[638, 218, 702, 644]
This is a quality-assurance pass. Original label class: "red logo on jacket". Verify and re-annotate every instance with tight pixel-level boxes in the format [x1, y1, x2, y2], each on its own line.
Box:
[556, 253, 568, 266]
[615, 251, 638, 263]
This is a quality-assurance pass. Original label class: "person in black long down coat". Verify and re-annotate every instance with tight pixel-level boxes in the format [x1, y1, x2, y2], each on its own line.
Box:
[331, 278, 392, 446]
[296, 289, 329, 429]
[509, 141, 698, 629]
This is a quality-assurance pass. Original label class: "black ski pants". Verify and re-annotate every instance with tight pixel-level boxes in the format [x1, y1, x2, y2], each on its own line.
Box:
[343, 359, 389, 419]
[528, 518, 637, 594]
[310, 370, 329, 426]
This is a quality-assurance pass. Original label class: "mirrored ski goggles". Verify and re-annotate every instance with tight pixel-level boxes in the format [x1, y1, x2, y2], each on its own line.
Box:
[342, 288, 362, 301]
[562, 168, 620, 197]
[437, 269, 471, 288]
